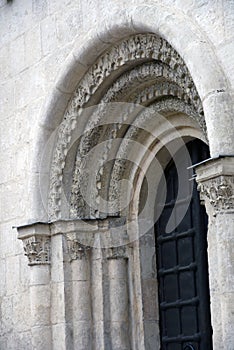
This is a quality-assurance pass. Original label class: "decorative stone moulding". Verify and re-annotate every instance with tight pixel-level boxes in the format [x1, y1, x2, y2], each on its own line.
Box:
[17, 220, 96, 266]
[17, 219, 131, 265]
[17, 223, 51, 266]
[196, 156, 234, 215]
[23, 235, 51, 265]
[48, 33, 207, 221]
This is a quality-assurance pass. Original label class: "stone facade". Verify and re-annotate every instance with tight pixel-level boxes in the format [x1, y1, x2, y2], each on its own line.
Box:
[0, 0, 234, 349]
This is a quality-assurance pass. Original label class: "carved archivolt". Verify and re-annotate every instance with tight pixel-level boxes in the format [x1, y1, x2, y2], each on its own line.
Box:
[107, 98, 201, 213]
[48, 33, 207, 220]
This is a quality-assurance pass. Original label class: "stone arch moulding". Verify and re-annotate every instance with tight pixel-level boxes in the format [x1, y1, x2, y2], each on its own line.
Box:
[28, 5, 232, 223]
[47, 30, 206, 221]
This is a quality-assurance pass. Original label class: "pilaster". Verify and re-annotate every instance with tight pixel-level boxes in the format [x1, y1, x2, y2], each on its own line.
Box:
[106, 246, 130, 350]
[65, 230, 92, 350]
[196, 156, 234, 350]
[48, 219, 97, 349]
[17, 218, 133, 350]
[17, 223, 52, 350]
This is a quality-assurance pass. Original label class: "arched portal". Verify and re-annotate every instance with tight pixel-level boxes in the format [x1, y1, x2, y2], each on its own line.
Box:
[46, 33, 207, 221]
[44, 32, 212, 350]
[17, 26, 234, 350]
[132, 133, 212, 349]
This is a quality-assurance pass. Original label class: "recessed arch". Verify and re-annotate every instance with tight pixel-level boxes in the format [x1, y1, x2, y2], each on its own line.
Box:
[135, 136, 212, 350]
[121, 128, 211, 349]
[47, 32, 209, 221]
[31, 5, 232, 222]
[11, 6, 233, 350]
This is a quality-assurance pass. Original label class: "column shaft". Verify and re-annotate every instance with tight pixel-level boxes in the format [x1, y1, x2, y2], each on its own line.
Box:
[30, 265, 52, 350]
[108, 257, 130, 350]
[196, 157, 234, 350]
[71, 256, 92, 350]
[17, 224, 52, 350]
[215, 213, 234, 349]
[91, 248, 105, 350]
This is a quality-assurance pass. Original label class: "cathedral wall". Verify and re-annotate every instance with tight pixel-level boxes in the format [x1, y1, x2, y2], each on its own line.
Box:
[0, 1, 233, 349]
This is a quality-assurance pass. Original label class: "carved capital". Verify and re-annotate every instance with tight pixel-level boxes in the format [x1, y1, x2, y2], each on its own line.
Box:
[23, 235, 51, 265]
[198, 176, 234, 212]
[66, 233, 90, 261]
[106, 246, 128, 259]
[17, 223, 51, 266]
[196, 157, 234, 214]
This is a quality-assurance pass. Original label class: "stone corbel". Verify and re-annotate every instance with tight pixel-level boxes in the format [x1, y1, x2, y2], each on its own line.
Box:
[195, 156, 234, 215]
[17, 223, 51, 266]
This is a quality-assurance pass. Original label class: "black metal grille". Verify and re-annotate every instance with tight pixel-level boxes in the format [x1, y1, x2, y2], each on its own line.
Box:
[155, 140, 213, 350]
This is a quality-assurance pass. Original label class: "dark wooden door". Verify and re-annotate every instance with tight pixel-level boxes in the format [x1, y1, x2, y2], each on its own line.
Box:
[155, 139, 213, 350]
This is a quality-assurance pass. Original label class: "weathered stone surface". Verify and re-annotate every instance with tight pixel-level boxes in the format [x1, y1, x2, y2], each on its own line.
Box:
[196, 156, 234, 349]
[0, 1, 234, 349]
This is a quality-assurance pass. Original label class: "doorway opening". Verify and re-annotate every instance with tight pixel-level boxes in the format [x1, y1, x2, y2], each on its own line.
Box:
[155, 139, 213, 350]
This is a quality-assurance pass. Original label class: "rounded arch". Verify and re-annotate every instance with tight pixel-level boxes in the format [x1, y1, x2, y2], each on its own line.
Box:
[47, 31, 207, 221]
[128, 123, 208, 238]
[133, 134, 212, 349]
[30, 5, 232, 222]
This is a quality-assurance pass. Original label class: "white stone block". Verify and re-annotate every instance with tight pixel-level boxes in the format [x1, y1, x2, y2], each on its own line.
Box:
[72, 321, 92, 350]
[30, 284, 51, 326]
[14, 65, 45, 109]
[30, 265, 51, 286]
[72, 281, 91, 321]
[51, 281, 67, 324]
[25, 24, 42, 68]
[1, 295, 13, 333]
[48, 0, 73, 14]
[0, 43, 10, 81]
[31, 325, 52, 350]
[12, 292, 31, 332]
[51, 322, 69, 349]
[55, 5, 82, 47]
[0, 258, 6, 296]
[0, 80, 15, 118]
[41, 14, 58, 56]
[9, 34, 25, 76]
[32, 0, 48, 21]
[6, 255, 20, 295]
[203, 91, 234, 156]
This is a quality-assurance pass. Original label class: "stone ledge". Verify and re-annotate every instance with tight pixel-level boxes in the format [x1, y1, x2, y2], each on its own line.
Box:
[196, 156, 234, 182]
[17, 222, 50, 240]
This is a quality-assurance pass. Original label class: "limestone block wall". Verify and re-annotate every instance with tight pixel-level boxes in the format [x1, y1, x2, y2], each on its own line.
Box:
[0, 0, 233, 349]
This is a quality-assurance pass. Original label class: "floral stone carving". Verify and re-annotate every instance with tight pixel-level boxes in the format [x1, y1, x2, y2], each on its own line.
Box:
[66, 235, 90, 261]
[198, 176, 234, 213]
[23, 235, 51, 265]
